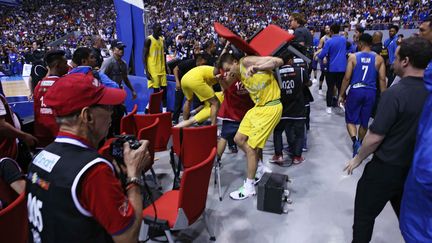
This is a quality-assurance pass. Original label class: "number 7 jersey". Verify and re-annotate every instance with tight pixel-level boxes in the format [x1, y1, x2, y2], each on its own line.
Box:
[351, 51, 378, 89]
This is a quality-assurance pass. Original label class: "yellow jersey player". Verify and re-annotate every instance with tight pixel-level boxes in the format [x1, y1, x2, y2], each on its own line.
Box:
[219, 53, 284, 200]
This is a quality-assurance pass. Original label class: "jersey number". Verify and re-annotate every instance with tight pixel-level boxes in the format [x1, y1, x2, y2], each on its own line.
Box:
[361, 65, 369, 81]
[28, 193, 44, 232]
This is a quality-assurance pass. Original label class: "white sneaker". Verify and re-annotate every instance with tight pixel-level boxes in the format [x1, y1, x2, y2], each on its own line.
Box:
[312, 78, 318, 83]
[318, 89, 323, 95]
[255, 163, 272, 185]
[229, 181, 256, 200]
[326, 107, 332, 114]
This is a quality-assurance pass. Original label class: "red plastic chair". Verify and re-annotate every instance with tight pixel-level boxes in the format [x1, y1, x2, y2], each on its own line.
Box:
[141, 148, 217, 243]
[214, 22, 294, 56]
[134, 112, 172, 152]
[137, 118, 160, 187]
[148, 90, 163, 114]
[0, 180, 28, 243]
[170, 125, 218, 197]
[120, 104, 138, 136]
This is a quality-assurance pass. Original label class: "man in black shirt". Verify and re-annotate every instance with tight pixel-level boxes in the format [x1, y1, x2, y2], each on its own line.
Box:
[172, 54, 209, 124]
[269, 56, 308, 166]
[91, 36, 105, 69]
[344, 37, 432, 243]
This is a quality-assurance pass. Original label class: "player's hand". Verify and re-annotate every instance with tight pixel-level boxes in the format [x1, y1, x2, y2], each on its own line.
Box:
[246, 65, 258, 77]
[123, 140, 151, 178]
[338, 96, 345, 107]
[145, 72, 152, 81]
[343, 156, 362, 175]
[22, 133, 38, 147]
[132, 91, 137, 100]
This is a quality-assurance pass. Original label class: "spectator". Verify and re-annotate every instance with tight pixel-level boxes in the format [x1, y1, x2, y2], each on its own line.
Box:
[27, 72, 151, 242]
[91, 35, 105, 69]
[384, 24, 399, 86]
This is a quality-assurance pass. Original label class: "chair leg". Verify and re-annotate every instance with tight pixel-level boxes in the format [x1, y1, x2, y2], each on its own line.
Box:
[164, 230, 175, 243]
[150, 168, 162, 190]
[217, 162, 222, 201]
[203, 210, 216, 241]
[138, 221, 149, 241]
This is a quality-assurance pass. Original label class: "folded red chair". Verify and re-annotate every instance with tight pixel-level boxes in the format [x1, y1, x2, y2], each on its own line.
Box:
[214, 22, 310, 63]
[141, 148, 217, 243]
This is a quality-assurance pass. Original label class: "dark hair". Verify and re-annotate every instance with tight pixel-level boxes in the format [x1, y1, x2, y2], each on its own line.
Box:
[356, 26, 365, 34]
[330, 24, 340, 34]
[389, 24, 399, 32]
[218, 53, 238, 68]
[72, 47, 92, 66]
[398, 37, 432, 69]
[359, 33, 373, 46]
[424, 16, 432, 26]
[44, 50, 66, 68]
[291, 13, 306, 26]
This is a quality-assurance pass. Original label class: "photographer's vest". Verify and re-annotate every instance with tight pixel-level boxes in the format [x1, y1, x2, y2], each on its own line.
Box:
[26, 137, 114, 243]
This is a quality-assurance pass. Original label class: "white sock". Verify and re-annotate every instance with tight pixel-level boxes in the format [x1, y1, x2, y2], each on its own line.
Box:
[245, 178, 255, 187]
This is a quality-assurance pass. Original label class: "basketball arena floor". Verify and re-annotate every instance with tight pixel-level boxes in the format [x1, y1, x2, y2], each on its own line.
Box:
[148, 77, 404, 243]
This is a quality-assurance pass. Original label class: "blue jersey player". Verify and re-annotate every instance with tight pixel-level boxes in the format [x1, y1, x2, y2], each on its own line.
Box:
[339, 33, 386, 157]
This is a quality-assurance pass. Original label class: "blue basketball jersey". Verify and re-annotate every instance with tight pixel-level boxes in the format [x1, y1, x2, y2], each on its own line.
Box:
[351, 52, 377, 89]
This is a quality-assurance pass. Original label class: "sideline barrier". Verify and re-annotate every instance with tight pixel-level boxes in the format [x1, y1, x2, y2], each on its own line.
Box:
[0, 75, 176, 120]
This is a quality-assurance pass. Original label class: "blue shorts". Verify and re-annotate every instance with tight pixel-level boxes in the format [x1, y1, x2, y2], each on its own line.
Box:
[311, 59, 318, 70]
[221, 120, 240, 140]
[345, 88, 376, 128]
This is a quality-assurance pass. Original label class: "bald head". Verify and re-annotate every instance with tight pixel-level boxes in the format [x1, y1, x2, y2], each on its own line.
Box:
[372, 31, 383, 44]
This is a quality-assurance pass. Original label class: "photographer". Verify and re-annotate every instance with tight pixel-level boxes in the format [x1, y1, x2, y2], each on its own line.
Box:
[27, 72, 151, 243]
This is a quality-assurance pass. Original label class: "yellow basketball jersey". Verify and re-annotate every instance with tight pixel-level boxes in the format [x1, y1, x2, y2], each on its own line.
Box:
[239, 59, 280, 106]
[146, 35, 166, 75]
[182, 65, 217, 86]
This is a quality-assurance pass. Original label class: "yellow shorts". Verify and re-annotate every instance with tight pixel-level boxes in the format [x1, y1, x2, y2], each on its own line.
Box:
[181, 78, 215, 102]
[194, 92, 224, 123]
[148, 74, 167, 89]
[237, 102, 282, 149]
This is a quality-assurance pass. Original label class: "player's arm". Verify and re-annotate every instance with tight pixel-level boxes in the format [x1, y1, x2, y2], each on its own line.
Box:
[143, 38, 152, 80]
[242, 56, 284, 76]
[0, 116, 38, 147]
[376, 55, 387, 93]
[339, 54, 356, 103]
[173, 65, 181, 91]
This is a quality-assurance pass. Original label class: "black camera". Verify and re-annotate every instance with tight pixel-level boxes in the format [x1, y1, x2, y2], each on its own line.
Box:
[110, 135, 141, 166]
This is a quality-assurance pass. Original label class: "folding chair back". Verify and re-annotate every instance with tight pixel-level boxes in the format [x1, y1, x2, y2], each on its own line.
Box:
[0, 191, 28, 243]
[148, 90, 163, 114]
[134, 112, 172, 152]
[178, 148, 216, 224]
[181, 125, 217, 168]
[120, 104, 138, 135]
[137, 118, 160, 170]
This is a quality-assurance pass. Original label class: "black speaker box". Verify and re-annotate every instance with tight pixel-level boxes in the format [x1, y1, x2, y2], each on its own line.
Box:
[257, 172, 289, 214]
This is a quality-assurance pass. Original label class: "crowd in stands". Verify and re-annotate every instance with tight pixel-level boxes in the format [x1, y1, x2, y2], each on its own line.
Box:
[147, 0, 431, 56]
[0, 0, 116, 75]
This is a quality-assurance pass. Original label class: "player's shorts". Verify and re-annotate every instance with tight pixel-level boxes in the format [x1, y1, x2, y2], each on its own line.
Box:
[148, 74, 167, 89]
[238, 100, 282, 149]
[220, 120, 241, 141]
[345, 87, 376, 128]
[194, 92, 224, 123]
[181, 77, 215, 102]
[311, 59, 318, 70]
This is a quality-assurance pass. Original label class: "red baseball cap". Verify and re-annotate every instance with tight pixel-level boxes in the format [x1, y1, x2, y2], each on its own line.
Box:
[44, 72, 127, 116]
